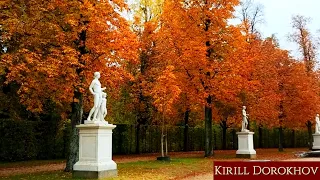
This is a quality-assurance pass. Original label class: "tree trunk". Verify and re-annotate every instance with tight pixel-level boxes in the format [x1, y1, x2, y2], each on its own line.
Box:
[65, 20, 87, 171]
[214, 128, 217, 150]
[307, 120, 313, 150]
[161, 114, 164, 157]
[184, 109, 190, 152]
[232, 129, 237, 149]
[135, 90, 150, 154]
[221, 120, 227, 150]
[136, 123, 140, 154]
[291, 129, 295, 148]
[279, 126, 284, 152]
[204, 95, 213, 157]
[65, 91, 83, 172]
[203, 11, 213, 157]
[165, 126, 168, 156]
[258, 125, 263, 148]
[161, 129, 164, 157]
[278, 101, 284, 152]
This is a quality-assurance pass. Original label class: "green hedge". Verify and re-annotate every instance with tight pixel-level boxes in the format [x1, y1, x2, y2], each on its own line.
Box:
[0, 120, 38, 161]
[0, 119, 311, 162]
[0, 119, 69, 161]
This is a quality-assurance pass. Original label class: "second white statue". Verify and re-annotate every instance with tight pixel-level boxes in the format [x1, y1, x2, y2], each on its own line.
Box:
[315, 114, 320, 134]
[241, 106, 249, 132]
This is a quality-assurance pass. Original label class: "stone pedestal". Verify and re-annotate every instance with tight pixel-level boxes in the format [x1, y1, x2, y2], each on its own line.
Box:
[236, 131, 256, 158]
[73, 122, 117, 179]
[312, 133, 320, 151]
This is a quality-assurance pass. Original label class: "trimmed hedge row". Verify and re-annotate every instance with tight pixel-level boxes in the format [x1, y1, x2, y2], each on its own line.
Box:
[0, 119, 310, 161]
[0, 119, 70, 161]
[113, 124, 310, 154]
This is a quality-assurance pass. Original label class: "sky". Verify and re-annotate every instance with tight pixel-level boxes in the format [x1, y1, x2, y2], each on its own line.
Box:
[237, 0, 320, 59]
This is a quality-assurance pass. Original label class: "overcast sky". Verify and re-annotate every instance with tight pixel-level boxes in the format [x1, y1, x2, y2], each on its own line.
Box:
[236, 0, 320, 59]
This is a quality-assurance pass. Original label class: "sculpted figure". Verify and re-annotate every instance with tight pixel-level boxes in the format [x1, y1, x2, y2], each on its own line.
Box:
[242, 106, 249, 132]
[87, 72, 106, 121]
[316, 114, 320, 134]
[97, 92, 108, 122]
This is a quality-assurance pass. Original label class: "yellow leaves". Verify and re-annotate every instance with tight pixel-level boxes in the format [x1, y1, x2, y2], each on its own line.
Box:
[130, 0, 164, 25]
[0, 66, 5, 75]
[64, 14, 79, 27]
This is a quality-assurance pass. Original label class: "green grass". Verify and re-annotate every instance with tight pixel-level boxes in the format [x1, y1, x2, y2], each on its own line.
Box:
[1, 158, 212, 180]
[0, 171, 73, 180]
[1, 148, 304, 179]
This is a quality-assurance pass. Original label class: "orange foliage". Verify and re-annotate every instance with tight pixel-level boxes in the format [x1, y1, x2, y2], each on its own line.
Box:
[0, 0, 138, 114]
[247, 38, 320, 128]
[151, 65, 181, 121]
[154, 0, 253, 128]
[1, 0, 320, 134]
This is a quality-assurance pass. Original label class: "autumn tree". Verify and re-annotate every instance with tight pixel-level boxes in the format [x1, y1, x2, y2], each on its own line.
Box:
[282, 62, 320, 129]
[250, 37, 300, 152]
[289, 15, 317, 72]
[277, 58, 320, 151]
[152, 0, 206, 152]
[211, 101, 238, 150]
[154, 0, 257, 156]
[289, 15, 319, 149]
[151, 65, 181, 158]
[235, 0, 265, 137]
[237, 0, 264, 39]
[0, 0, 138, 171]
[128, 0, 164, 154]
[246, 35, 320, 151]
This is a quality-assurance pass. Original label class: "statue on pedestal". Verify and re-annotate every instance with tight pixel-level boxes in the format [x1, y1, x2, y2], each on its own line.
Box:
[316, 114, 320, 134]
[87, 72, 108, 123]
[241, 106, 249, 132]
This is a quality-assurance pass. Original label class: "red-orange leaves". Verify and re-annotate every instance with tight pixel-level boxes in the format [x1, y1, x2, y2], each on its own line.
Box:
[0, 0, 138, 114]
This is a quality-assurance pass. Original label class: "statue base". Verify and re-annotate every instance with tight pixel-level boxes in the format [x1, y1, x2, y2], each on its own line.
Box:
[84, 120, 108, 125]
[73, 123, 117, 179]
[73, 169, 117, 179]
[312, 133, 320, 150]
[236, 131, 256, 159]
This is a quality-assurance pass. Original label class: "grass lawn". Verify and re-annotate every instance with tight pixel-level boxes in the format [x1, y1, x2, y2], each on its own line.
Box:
[1, 157, 213, 180]
[0, 148, 308, 180]
[0, 160, 65, 169]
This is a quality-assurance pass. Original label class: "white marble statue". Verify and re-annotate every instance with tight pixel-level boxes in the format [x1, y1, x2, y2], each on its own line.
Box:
[316, 114, 320, 134]
[87, 72, 106, 122]
[241, 106, 249, 132]
[97, 92, 108, 122]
